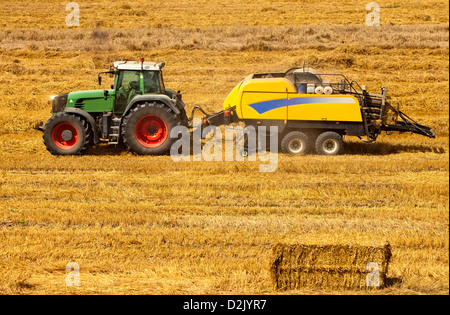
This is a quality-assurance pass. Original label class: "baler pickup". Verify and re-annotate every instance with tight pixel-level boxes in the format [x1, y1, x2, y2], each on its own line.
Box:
[381, 109, 435, 139]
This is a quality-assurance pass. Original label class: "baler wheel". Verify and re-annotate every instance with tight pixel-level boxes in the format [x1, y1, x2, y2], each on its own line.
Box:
[281, 131, 311, 155]
[315, 131, 344, 155]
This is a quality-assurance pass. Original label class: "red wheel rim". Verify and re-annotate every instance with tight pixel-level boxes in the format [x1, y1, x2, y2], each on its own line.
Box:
[135, 115, 168, 148]
[52, 122, 79, 150]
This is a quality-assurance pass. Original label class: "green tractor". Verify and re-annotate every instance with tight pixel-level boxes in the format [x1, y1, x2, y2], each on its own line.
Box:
[40, 59, 189, 155]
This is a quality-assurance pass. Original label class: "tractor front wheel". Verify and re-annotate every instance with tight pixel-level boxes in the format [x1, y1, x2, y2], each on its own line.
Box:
[121, 102, 180, 155]
[43, 112, 92, 155]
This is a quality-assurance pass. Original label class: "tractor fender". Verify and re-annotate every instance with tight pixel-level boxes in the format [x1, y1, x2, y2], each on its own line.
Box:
[165, 89, 187, 111]
[63, 108, 100, 144]
[123, 95, 180, 118]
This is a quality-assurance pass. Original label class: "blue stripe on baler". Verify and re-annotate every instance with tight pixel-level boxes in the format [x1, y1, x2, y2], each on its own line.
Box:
[248, 98, 286, 115]
[249, 96, 356, 114]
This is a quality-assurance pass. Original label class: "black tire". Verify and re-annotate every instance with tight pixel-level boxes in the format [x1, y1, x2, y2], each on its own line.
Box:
[121, 102, 180, 155]
[43, 112, 91, 155]
[315, 131, 344, 155]
[281, 131, 311, 155]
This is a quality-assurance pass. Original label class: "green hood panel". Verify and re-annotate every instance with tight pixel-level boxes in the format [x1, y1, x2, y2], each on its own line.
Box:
[67, 90, 114, 112]
[68, 90, 106, 100]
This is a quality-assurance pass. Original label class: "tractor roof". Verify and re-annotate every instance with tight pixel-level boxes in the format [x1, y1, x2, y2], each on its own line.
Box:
[113, 61, 162, 71]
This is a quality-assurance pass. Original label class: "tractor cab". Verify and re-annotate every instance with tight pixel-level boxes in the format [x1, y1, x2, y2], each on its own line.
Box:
[98, 60, 166, 114]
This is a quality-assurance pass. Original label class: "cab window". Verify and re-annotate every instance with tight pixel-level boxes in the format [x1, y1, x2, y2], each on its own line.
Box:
[143, 71, 161, 94]
[115, 71, 140, 113]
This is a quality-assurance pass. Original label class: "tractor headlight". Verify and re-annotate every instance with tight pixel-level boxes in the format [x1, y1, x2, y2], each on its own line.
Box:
[50, 93, 69, 113]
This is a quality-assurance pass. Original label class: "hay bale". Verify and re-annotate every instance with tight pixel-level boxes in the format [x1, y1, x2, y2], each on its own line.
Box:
[270, 243, 392, 290]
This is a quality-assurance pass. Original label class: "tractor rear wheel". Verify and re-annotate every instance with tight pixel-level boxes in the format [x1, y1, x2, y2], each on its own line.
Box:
[43, 112, 92, 155]
[315, 131, 344, 155]
[281, 131, 311, 155]
[121, 102, 180, 155]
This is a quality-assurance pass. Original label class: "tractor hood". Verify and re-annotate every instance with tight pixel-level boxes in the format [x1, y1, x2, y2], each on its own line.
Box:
[66, 89, 114, 113]
[67, 90, 110, 102]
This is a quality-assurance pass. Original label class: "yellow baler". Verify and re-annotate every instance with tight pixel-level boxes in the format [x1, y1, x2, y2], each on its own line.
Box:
[223, 75, 363, 123]
[199, 67, 435, 155]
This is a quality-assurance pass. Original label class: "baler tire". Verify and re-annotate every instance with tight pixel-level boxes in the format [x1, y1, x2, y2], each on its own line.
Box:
[281, 131, 311, 155]
[43, 112, 92, 155]
[121, 102, 180, 155]
[315, 131, 344, 156]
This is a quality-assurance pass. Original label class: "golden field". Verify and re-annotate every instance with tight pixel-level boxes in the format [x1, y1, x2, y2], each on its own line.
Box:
[0, 0, 448, 294]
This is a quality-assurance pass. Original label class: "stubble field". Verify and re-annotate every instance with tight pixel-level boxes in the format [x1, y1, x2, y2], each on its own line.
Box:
[0, 0, 448, 294]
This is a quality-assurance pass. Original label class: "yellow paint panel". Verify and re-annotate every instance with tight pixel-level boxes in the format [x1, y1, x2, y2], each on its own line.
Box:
[287, 94, 363, 122]
[239, 93, 362, 122]
[241, 92, 287, 120]
[223, 81, 242, 110]
[241, 78, 297, 93]
[225, 76, 363, 122]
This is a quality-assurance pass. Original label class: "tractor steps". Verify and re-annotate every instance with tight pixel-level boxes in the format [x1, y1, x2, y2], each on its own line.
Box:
[108, 117, 121, 145]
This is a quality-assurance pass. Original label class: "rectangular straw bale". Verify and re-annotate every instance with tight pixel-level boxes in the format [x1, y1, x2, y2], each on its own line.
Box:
[270, 243, 392, 290]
